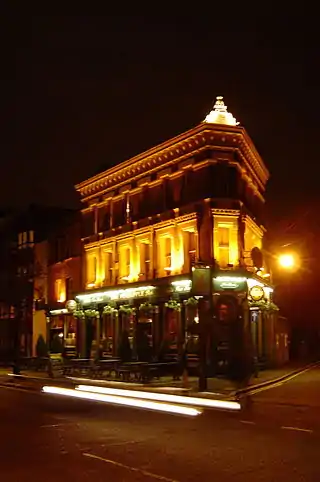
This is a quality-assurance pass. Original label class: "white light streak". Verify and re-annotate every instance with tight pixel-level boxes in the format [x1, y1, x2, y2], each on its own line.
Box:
[42, 386, 201, 417]
[76, 385, 241, 411]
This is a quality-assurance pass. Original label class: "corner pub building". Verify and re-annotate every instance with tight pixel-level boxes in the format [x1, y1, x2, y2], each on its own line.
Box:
[72, 97, 285, 377]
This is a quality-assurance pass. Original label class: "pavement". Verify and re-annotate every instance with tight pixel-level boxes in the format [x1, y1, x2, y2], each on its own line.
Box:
[0, 364, 319, 481]
[0, 359, 319, 399]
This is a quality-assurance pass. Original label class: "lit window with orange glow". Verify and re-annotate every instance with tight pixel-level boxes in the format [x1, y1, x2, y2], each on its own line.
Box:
[105, 251, 113, 285]
[86, 253, 98, 287]
[164, 238, 172, 274]
[214, 215, 239, 268]
[183, 230, 197, 273]
[120, 247, 131, 281]
[125, 248, 130, 277]
[140, 243, 151, 280]
[217, 227, 230, 268]
[55, 279, 66, 303]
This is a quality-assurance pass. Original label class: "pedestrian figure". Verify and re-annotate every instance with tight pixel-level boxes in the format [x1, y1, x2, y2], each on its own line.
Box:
[180, 341, 188, 388]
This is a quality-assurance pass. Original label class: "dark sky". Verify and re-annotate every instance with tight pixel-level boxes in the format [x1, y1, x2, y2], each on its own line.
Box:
[6, 13, 320, 225]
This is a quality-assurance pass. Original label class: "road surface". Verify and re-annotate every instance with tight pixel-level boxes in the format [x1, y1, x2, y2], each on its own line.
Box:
[0, 366, 319, 481]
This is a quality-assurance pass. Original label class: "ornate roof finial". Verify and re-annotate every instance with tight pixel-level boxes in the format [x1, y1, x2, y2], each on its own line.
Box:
[204, 96, 239, 126]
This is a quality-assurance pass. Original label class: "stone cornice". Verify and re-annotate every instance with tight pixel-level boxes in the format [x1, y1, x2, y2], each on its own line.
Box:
[245, 215, 265, 236]
[211, 208, 240, 217]
[75, 123, 269, 202]
[83, 211, 197, 250]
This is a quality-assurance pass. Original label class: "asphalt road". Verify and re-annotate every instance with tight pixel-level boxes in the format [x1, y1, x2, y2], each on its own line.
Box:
[0, 366, 319, 481]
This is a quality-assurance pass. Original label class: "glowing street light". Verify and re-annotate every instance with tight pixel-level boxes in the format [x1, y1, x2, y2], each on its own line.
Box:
[278, 253, 295, 269]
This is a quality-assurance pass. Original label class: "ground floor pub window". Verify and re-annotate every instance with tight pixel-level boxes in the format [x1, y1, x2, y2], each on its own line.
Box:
[136, 303, 154, 361]
[64, 316, 77, 357]
[184, 298, 199, 356]
[118, 305, 136, 361]
[161, 301, 181, 358]
[49, 315, 64, 353]
[101, 307, 117, 357]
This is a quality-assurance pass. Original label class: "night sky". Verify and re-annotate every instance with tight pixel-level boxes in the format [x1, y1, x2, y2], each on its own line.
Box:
[7, 13, 320, 228]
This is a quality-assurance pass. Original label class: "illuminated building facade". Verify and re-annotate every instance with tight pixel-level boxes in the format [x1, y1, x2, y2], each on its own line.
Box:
[74, 97, 287, 370]
[46, 211, 83, 357]
[0, 206, 77, 360]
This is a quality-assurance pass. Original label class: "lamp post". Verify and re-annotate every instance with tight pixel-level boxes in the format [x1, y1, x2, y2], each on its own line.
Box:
[191, 263, 213, 392]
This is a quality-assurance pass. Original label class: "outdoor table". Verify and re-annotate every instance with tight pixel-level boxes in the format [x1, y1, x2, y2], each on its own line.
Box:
[65, 359, 93, 377]
[117, 362, 148, 382]
[93, 359, 120, 379]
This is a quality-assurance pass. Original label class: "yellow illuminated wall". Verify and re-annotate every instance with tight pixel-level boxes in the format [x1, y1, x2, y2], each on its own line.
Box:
[135, 232, 153, 281]
[102, 246, 114, 285]
[156, 225, 184, 276]
[86, 250, 99, 287]
[213, 214, 239, 268]
[83, 215, 198, 288]
[55, 278, 66, 303]
[244, 218, 263, 269]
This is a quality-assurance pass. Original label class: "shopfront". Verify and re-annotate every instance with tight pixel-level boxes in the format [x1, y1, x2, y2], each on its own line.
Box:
[73, 273, 281, 371]
[74, 278, 201, 362]
[212, 274, 280, 373]
[48, 303, 80, 358]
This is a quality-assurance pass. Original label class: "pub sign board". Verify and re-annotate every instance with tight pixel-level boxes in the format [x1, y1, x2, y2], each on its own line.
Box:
[192, 267, 212, 297]
[48, 354, 64, 378]
[213, 277, 247, 292]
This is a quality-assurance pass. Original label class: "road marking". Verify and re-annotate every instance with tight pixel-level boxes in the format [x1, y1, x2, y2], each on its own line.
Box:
[0, 384, 40, 395]
[240, 362, 320, 398]
[240, 420, 255, 425]
[83, 452, 180, 482]
[40, 423, 76, 429]
[107, 440, 140, 447]
[281, 426, 313, 433]
[41, 424, 61, 428]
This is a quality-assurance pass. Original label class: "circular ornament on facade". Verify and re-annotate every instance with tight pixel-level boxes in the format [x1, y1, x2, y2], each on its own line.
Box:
[249, 285, 264, 301]
[66, 300, 77, 312]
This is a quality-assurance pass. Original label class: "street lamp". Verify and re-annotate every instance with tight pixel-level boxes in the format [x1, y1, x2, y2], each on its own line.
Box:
[278, 253, 296, 269]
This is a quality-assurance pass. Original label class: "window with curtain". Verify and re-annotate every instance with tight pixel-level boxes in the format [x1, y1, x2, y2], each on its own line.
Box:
[218, 226, 230, 267]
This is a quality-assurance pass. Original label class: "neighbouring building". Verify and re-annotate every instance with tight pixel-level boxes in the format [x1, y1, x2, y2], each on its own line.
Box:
[46, 211, 83, 357]
[69, 96, 287, 372]
[0, 211, 17, 362]
[32, 239, 49, 356]
[0, 205, 77, 360]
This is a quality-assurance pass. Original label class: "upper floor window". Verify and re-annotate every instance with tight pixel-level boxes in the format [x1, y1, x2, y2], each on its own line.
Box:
[92, 257, 97, 282]
[99, 209, 111, 232]
[164, 238, 172, 274]
[217, 226, 230, 268]
[105, 251, 113, 285]
[120, 247, 131, 281]
[18, 230, 34, 249]
[87, 254, 97, 286]
[66, 277, 73, 300]
[140, 243, 151, 280]
[184, 231, 196, 272]
[82, 210, 95, 238]
[125, 248, 130, 278]
[113, 199, 126, 228]
[55, 278, 66, 303]
[125, 196, 131, 224]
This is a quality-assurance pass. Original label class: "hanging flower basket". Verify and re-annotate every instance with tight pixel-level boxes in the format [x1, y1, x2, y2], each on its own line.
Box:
[184, 297, 198, 307]
[103, 305, 117, 315]
[139, 302, 153, 313]
[165, 299, 181, 311]
[249, 300, 279, 311]
[119, 304, 134, 314]
[73, 310, 85, 318]
[84, 309, 100, 318]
